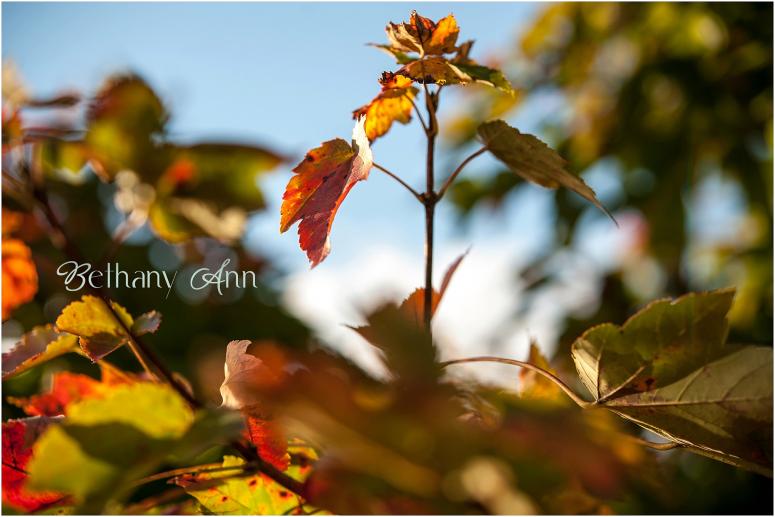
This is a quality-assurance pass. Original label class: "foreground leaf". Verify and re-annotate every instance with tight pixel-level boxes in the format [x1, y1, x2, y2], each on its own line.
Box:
[477, 120, 609, 217]
[399, 250, 468, 327]
[572, 289, 773, 474]
[2, 418, 68, 512]
[55, 295, 160, 360]
[353, 73, 418, 141]
[519, 342, 568, 405]
[280, 117, 373, 266]
[2, 238, 38, 320]
[2, 325, 78, 379]
[27, 383, 195, 512]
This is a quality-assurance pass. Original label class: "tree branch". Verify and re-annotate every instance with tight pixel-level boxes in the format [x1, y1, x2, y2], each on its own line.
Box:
[372, 162, 422, 202]
[440, 356, 593, 409]
[437, 146, 487, 200]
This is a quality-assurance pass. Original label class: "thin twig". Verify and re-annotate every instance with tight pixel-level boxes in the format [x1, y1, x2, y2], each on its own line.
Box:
[409, 97, 429, 134]
[437, 146, 488, 200]
[440, 356, 593, 409]
[373, 162, 422, 201]
[422, 82, 439, 331]
[626, 435, 684, 451]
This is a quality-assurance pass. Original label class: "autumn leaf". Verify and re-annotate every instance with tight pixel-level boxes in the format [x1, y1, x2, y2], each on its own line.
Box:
[55, 295, 161, 360]
[353, 73, 419, 141]
[2, 325, 78, 379]
[572, 289, 773, 475]
[519, 341, 568, 406]
[280, 117, 373, 267]
[399, 57, 513, 93]
[385, 12, 459, 56]
[399, 250, 468, 327]
[477, 120, 611, 219]
[2, 417, 68, 512]
[2, 238, 38, 320]
[174, 455, 307, 515]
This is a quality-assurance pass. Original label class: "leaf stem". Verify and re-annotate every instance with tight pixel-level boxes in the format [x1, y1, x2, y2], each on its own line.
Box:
[437, 146, 488, 200]
[409, 97, 429, 134]
[440, 356, 593, 409]
[373, 162, 422, 202]
[422, 85, 440, 332]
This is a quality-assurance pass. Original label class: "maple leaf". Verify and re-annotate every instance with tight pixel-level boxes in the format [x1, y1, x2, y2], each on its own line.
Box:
[2, 418, 68, 512]
[280, 117, 373, 267]
[2, 238, 38, 320]
[353, 73, 419, 142]
[385, 11, 459, 56]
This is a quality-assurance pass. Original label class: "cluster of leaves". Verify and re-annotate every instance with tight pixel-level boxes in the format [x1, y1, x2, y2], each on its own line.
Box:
[2, 9, 773, 516]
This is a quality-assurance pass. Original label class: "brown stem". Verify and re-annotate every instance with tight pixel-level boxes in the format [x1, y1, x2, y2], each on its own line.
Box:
[422, 86, 439, 331]
[440, 356, 593, 408]
[437, 146, 488, 200]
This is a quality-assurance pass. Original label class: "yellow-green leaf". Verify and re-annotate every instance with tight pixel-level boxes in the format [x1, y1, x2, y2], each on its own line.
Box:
[2, 325, 78, 379]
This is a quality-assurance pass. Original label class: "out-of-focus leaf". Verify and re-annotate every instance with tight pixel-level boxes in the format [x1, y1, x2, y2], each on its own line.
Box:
[55, 295, 160, 361]
[9, 372, 101, 417]
[40, 139, 91, 176]
[85, 75, 167, 180]
[399, 250, 468, 327]
[244, 410, 290, 471]
[519, 341, 568, 405]
[280, 117, 373, 267]
[2, 417, 68, 512]
[477, 120, 610, 217]
[131, 310, 162, 335]
[174, 455, 303, 515]
[27, 383, 194, 513]
[2, 325, 78, 379]
[385, 12, 459, 56]
[2, 238, 38, 320]
[353, 73, 418, 142]
[572, 289, 773, 474]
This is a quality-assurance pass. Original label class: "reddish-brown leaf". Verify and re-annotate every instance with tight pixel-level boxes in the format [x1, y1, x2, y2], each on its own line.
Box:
[399, 250, 469, 325]
[244, 407, 290, 472]
[2, 418, 68, 512]
[385, 11, 459, 56]
[280, 118, 373, 266]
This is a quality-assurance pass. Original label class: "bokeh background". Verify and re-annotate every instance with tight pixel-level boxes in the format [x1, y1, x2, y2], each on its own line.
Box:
[3, 2, 772, 513]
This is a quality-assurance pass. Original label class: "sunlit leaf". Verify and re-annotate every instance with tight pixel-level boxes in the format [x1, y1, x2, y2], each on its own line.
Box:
[399, 250, 468, 327]
[2, 238, 38, 320]
[519, 341, 568, 405]
[55, 295, 160, 361]
[2, 417, 68, 512]
[398, 57, 513, 93]
[40, 139, 91, 176]
[174, 455, 303, 515]
[385, 12, 459, 56]
[368, 43, 415, 65]
[572, 289, 773, 474]
[2, 325, 78, 379]
[477, 120, 610, 218]
[353, 73, 418, 141]
[280, 117, 373, 266]
[9, 372, 101, 417]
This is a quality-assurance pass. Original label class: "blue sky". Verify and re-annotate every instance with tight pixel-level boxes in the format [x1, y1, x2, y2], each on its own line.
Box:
[4, 2, 623, 377]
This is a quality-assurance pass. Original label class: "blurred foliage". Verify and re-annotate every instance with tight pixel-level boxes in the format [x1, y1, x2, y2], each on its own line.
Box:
[444, 2, 773, 513]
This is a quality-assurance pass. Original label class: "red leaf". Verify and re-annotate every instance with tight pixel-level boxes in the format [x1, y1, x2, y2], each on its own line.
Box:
[280, 118, 373, 267]
[2, 418, 68, 511]
[244, 408, 290, 472]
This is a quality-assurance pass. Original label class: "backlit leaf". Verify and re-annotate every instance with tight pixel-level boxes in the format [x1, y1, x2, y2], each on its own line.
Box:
[2, 238, 38, 320]
[399, 250, 468, 327]
[2, 325, 78, 379]
[519, 341, 568, 405]
[353, 73, 419, 141]
[2, 417, 68, 512]
[571, 289, 773, 474]
[385, 12, 459, 56]
[55, 295, 161, 361]
[280, 117, 373, 267]
[477, 120, 610, 218]
[398, 57, 513, 93]
[174, 455, 304, 515]
[9, 372, 101, 417]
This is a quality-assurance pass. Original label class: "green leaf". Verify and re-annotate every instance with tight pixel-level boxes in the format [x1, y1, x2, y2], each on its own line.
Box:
[175, 455, 303, 515]
[40, 140, 91, 177]
[571, 289, 773, 474]
[368, 43, 416, 64]
[477, 120, 611, 218]
[27, 383, 194, 513]
[2, 325, 78, 379]
[55, 295, 160, 361]
[148, 197, 247, 244]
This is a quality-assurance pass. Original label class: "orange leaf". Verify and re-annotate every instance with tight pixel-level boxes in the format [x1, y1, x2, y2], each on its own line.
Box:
[280, 118, 373, 267]
[399, 249, 469, 325]
[2, 418, 68, 512]
[385, 11, 459, 56]
[353, 73, 419, 141]
[2, 239, 38, 320]
[244, 408, 290, 472]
